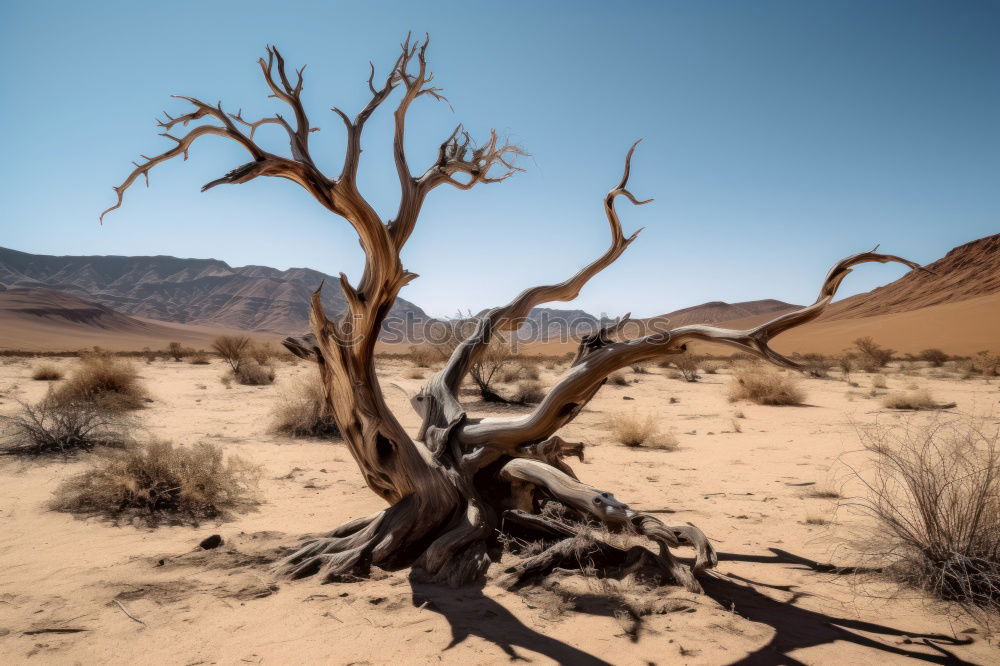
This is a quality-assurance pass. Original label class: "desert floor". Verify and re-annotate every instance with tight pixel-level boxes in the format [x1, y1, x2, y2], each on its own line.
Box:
[0, 355, 997, 665]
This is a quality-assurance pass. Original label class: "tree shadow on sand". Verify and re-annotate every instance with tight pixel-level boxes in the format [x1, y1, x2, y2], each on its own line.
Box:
[409, 577, 612, 665]
[410, 547, 977, 665]
[705, 548, 975, 665]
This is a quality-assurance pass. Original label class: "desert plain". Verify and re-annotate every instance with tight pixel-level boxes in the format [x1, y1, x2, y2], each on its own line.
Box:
[0, 352, 997, 665]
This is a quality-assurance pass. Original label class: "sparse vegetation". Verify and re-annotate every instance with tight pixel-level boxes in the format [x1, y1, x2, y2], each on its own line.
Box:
[49, 354, 147, 410]
[51, 439, 261, 524]
[881, 388, 947, 410]
[513, 380, 545, 404]
[189, 352, 210, 365]
[853, 336, 894, 372]
[608, 412, 677, 450]
[728, 364, 805, 406]
[0, 399, 135, 455]
[672, 353, 700, 382]
[270, 374, 339, 438]
[234, 359, 276, 386]
[31, 364, 63, 381]
[854, 417, 1000, 616]
[608, 372, 629, 386]
[407, 344, 438, 368]
[871, 375, 887, 389]
[919, 348, 949, 368]
[212, 336, 252, 372]
[167, 342, 187, 362]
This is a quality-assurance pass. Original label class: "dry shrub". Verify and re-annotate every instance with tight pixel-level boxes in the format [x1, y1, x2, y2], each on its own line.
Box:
[408, 345, 438, 368]
[270, 374, 339, 438]
[167, 341, 187, 361]
[881, 388, 941, 410]
[728, 364, 805, 406]
[672, 353, 700, 382]
[630, 363, 650, 375]
[919, 349, 949, 368]
[871, 375, 888, 389]
[513, 380, 545, 404]
[799, 353, 830, 378]
[50, 354, 147, 410]
[608, 372, 629, 386]
[500, 367, 521, 383]
[0, 399, 134, 455]
[608, 412, 676, 450]
[234, 359, 275, 386]
[520, 363, 541, 381]
[32, 364, 63, 381]
[972, 350, 1000, 377]
[837, 354, 854, 378]
[854, 336, 894, 372]
[406, 369, 425, 380]
[189, 352, 210, 365]
[51, 439, 260, 524]
[250, 342, 276, 366]
[853, 416, 1000, 616]
[212, 335, 251, 372]
[700, 360, 724, 375]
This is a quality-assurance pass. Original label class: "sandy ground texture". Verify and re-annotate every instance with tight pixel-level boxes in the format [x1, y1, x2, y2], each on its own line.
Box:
[0, 355, 998, 665]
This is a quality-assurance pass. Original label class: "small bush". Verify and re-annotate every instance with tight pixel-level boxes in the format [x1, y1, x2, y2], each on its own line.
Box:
[520, 363, 541, 381]
[270, 374, 339, 438]
[608, 412, 676, 450]
[630, 363, 650, 375]
[408, 345, 438, 368]
[608, 372, 629, 386]
[700, 360, 725, 375]
[50, 354, 147, 410]
[871, 375, 888, 389]
[234, 359, 275, 386]
[881, 388, 944, 410]
[51, 439, 261, 524]
[854, 417, 1000, 616]
[0, 400, 135, 455]
[799, 353, 830, 378]
[167, 342, 187, 362]
[212, 335, 251, 372]
[406, 369, 425, 380]
[672, 353, 700, 382]
[919, 349, 949, 368]
[854, 336, 894, 372]
[728, 364, 805, 406]
[513, 380, 545, 404]
[32, 364, 63, 381]
[189, 352, 210, 365]
[250, 342, 276, 366]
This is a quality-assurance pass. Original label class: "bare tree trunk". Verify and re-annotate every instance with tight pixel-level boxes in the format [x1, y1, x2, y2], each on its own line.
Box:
[103, 35, 926, 592]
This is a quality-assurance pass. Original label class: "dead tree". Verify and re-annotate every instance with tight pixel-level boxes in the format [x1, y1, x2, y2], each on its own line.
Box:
[103, 36, 924, 591]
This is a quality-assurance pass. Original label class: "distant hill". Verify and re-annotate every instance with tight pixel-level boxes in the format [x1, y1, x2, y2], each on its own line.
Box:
[642, 299, 800, 331]
[0, 287, 256, 351]
[0, 247, 427, 334]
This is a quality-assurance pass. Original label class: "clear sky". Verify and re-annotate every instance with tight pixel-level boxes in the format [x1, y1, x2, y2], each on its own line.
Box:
[1, 0, 997, 318]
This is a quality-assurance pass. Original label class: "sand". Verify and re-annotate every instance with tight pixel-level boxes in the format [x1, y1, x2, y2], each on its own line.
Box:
[0, 356, 997, 664]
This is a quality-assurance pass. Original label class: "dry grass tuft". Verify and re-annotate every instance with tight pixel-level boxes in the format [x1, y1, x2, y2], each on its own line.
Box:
[0, 399, 135, 455]
[881, 388, 943, 410]
[853, 416, 1000, 617]
[513, 380, 545, 404]
[233, 359, 275, 386]
[406, 368, 425, 380]
[270, 374, 339, 438]
[608, 412, 677, 450]
[408, 345, 438, 368]
[871, 375, 888, 389]
[49, 354, 147, 410]
[51, 439, 261, 525]
[32, 364, 63, 381]
[608, 372, 629, 387]
[728, 364, 805, 406]
[189, 352, 211, 365]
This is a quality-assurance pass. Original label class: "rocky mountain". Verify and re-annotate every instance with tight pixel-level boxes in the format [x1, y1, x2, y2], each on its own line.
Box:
[0, 247, 427, 334]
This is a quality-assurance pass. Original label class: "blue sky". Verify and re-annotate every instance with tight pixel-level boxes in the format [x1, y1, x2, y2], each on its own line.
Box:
[1, 1, 997, 318]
